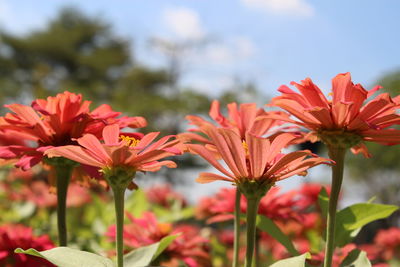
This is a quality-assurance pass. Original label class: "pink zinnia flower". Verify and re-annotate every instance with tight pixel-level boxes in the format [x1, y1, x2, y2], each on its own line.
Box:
[187, 125, 329, 187]
[269, 72, 400, 157]
[45, 124, 182, 188]
[184, 100, 290, 141]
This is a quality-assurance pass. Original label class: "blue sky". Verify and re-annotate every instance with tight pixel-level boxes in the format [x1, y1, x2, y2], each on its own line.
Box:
[1, 0, 399, 99]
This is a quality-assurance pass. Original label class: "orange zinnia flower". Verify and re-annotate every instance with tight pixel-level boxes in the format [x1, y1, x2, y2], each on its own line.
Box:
[187, 125, 329, 187]
[45, 124, 182, 189]
[269, 72, 400, 156]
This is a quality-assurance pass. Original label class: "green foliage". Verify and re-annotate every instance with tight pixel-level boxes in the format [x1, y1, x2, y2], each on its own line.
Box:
[15, 247, 115, 267]
[256, 215, 300, 256]
[340, 249, 371, 267]
[123, 235, 178, 266]
[317, 187, 329, 218]
[269, 253, 310, 267]
[335, 203, 399, 247]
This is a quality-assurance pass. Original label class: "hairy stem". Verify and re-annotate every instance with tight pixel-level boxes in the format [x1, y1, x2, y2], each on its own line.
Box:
[233, 187, 241, 267]
[112, 187, 126, 267]
[245, 196, 261, 267]
[323, 147, 346, 267]
[55, 165, 73, 246]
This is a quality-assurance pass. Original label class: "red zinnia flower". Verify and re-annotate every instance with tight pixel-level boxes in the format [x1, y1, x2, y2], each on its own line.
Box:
[0, 224, 55, 267]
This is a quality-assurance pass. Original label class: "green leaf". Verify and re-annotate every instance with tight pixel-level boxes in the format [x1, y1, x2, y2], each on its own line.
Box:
[256, 215, 299, 256]
[340, 249, 371, 267]
[15, 247, 115, 267]
[317, 187, 329, 218]
[269, 253, 311, 267]
[335, 203, 398, 247]
[123, 234, 178, 267]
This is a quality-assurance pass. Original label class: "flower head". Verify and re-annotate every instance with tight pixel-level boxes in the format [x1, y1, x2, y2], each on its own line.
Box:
[145, 184, 187, 208]
[185, 100, 289, 140]
[0, 224, 55, 267]
[187, 124, 330, 196]
[45, 124, 182, 189]
[0, 91, 147, 171]
[270, 72, 400, 157]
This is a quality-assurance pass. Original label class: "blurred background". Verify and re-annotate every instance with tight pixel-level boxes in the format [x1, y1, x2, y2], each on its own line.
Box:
[1, 0, 400, 243]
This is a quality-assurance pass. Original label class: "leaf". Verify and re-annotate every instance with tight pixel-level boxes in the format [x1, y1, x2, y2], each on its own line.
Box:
[15, 247, 115, 267]
[123, 234, 178, 267]
[317, 187, 329, 218]
[256, 215, 299, 256]
[269, 253, 310, 267]
[340, 249, 371, 267]
[335, 203, 398, 247]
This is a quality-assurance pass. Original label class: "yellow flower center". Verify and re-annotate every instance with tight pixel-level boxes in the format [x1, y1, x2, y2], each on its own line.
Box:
[120, 135, 140, 147]
[242, 141, 249, 156]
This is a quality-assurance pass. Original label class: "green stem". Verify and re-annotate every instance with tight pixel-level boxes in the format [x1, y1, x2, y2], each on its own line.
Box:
[323, 147, 346, 267]
[255, 230, 260, 267]
[233, 187, 241, 267]
[55, 165, 73, 246]
[245, 196, 262, 267]
[112, 187, 126, 267]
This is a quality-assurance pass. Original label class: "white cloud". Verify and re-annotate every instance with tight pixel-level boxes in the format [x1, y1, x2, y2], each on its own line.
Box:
[163, 7, 205, 40]
[201, 37, 256, 66]
[241, 0, 315, 17]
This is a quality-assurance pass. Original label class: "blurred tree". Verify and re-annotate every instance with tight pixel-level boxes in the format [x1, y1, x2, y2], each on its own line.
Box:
[0, 7, 130, 104]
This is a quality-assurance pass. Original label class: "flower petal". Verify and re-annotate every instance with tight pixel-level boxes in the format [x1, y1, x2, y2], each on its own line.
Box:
[196, 172, 234, 184]
[45, 145, 104, 167]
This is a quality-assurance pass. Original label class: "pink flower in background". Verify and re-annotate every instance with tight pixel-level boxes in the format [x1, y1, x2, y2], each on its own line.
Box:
[145, 184, 187, 208]
[106, 212, 210, 267]
[373, 227, 400, 261]
[196, 184, 325, 225]
[0, 224, 55, 267]
[270, 72, 400, 157]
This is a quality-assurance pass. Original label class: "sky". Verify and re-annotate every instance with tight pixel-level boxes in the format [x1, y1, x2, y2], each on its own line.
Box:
[1, 0, 399, 202]
[1, 0, 400, 99]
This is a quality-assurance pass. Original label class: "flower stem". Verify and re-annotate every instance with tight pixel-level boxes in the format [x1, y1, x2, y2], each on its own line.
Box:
[112, 186, 126, 267]
[245, 196, 261, 267]
[233, 187, 241, 267]
[323, 147, 346, 267]
[55, 165, 73, 246]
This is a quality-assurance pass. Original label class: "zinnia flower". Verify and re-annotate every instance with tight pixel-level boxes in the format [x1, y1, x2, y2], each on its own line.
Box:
[145, 184, 186, 208]
[184, 100, 290, 142]
[187, 125, 329, 189]
[269, 72, 400, 157]
[0, 91, 146, 171]
[45, 124, 182, 189]
[0, 224, 55, 267]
